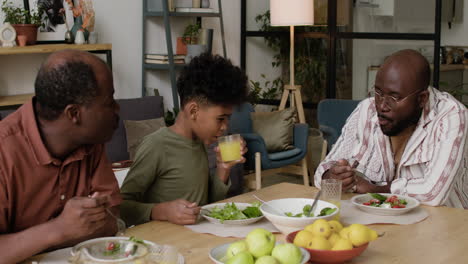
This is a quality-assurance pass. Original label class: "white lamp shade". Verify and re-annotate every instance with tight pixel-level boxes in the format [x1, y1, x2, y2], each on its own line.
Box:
[270, 0, 314, 26]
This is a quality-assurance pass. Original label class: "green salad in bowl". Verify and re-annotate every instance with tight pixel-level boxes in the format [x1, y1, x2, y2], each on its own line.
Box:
[201, 202, 264, 225]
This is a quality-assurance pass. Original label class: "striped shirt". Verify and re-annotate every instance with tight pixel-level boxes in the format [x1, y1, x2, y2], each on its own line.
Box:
[315, 87, 468, 208]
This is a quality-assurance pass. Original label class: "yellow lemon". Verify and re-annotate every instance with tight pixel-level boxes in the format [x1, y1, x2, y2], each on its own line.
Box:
[305, 236, 332, 250]
[348, 224, 373, 247]
[339, 227, 351, 239]
[328, 232, 341, 247]
[293, 230, 315, 248]
[368, 228, 378, 241]
[331, 238, 353, 251]
[328, 220, 343, 233]
[305, 219, 332, 238]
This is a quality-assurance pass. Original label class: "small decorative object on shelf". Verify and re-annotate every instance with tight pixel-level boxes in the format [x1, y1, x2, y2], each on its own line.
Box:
[0, 22, 16, 47]
[17, 35, 27, 46]
[74, 29, 85, 44]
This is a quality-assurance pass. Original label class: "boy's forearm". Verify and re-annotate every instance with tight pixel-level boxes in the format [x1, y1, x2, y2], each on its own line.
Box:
[151, 202, 168, 221]
[216, 166, 230, 184]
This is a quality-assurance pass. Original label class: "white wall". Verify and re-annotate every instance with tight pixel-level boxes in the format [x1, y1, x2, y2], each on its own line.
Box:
[441, 0, 468, 46]
[0, 0, 242, 111]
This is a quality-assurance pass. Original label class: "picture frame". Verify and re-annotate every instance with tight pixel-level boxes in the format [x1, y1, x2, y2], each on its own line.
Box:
[24, 0, 74, 43]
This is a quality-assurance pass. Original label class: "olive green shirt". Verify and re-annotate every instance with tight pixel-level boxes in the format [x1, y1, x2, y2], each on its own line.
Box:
[120, 127, 230, 226]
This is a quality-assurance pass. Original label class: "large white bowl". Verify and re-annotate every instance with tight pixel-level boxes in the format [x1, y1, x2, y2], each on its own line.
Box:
[209, 242, 310, 264]
[260, 198, 339, 235]
[201, 202, 264, 226]
[351, 193, 420, 216]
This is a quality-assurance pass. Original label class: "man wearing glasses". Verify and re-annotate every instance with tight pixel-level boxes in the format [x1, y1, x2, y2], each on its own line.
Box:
[315, 49, 468, 208]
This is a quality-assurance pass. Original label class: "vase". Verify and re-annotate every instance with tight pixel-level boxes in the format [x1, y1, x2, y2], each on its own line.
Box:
[75, 30, 86, 44]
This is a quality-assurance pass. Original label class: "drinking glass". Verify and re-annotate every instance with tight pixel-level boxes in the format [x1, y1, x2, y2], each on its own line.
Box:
[321, 179, 342, 220]
[218, 134, 241, 162]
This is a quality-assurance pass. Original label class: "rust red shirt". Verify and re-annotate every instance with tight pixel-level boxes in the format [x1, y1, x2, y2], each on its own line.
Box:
[0, 100, 121, 233]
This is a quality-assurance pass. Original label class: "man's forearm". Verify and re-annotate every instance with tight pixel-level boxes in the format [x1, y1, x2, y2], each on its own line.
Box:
[0, 220, 64, 264]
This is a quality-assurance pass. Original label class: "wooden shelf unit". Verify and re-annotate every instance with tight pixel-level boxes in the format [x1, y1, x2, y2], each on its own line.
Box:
[0, 44, 113, 107]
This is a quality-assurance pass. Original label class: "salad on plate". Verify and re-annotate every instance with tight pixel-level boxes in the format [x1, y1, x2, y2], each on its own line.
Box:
[362, 193, 408, 208]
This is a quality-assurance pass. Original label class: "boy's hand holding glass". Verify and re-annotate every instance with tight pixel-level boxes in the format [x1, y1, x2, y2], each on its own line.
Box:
[215, 134, 248, 169]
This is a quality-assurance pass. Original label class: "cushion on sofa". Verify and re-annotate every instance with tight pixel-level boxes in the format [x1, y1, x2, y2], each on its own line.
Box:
[124, 117, 166, 160]
[105, 96, 164, 162]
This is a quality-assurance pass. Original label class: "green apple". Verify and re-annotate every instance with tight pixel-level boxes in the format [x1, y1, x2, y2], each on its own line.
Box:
[255, 255, 280, 264]
[271, 243, 302, 264]
[246, 228, 276, 258]
[226, 240, 249, 259]
[226, 251, 254, 264]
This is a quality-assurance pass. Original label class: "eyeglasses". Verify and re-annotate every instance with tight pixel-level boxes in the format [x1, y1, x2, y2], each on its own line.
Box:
[373, 87, 422, 109]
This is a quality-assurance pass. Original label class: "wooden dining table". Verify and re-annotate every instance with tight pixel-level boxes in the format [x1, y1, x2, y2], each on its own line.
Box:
[26, 182, 468, 263]
[122, 182, 468, 264]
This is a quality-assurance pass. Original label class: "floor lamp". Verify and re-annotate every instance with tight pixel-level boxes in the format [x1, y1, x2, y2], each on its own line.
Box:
[270, 0, 314, 124]
[270, 0, 314, 187]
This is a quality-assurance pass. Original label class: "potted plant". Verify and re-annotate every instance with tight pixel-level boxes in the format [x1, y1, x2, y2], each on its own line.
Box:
[1, 0, 42, 45]
[182, 23, 205, 63]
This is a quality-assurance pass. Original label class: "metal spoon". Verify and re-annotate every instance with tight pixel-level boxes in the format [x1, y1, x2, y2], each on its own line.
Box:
[308, 189, 322, 217]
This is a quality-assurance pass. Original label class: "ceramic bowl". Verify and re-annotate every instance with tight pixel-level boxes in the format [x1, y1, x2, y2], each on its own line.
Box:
[259, 198, 339, 235]
[351, 193, 420, 216]
[286, 231, 368, 264]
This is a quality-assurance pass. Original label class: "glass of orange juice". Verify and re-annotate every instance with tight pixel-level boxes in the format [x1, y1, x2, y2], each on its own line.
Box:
[321, 179, 342, 220]
[218, 134, 242, 162]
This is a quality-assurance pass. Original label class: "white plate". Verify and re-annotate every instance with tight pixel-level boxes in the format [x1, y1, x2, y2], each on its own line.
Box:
[201, 202, 264, 226]
[351, 193, 420, 216]
[209, 242, 310, 264]
[71, 237, 184, 263]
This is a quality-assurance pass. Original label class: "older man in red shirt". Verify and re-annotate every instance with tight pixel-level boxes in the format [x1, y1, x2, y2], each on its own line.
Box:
[0, 50, 121, 263]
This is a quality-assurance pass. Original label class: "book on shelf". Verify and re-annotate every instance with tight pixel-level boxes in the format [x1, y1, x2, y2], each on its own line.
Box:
[145, 59, 185, 64]
[175, 7, 214, 13]
[145, 54, 185, 60]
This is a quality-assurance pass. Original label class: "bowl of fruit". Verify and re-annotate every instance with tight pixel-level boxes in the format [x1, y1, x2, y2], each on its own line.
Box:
[209, 228, 310, 264]
[286, 220, 378, 264]
[351, 193, 420, 216]
[259, 198, 339, 235]
[201, 202, 264, 225]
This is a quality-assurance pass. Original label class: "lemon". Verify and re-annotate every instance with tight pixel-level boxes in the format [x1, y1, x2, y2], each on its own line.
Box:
[305, 236, 332, 250]
[328, 220, 343, 233]
[348, 224, 373, 247]
[328, 232, 341, 247]
[339, 227, 351, 239]
[293, 230, 315, 248]
[305, 219, 332, 238]
[368, 228, 378, 241]
[331, 238, 353, 251]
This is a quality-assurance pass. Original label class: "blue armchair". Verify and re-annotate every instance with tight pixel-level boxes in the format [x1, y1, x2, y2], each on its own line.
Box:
[229, 103, 309, 190]
[317, 99, 360, 152]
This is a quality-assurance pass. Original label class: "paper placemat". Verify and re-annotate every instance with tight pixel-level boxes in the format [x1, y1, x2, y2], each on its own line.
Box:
[25, 247, 72, 264]
[340, 200, 429, 225]
[185, 218, 279, 238]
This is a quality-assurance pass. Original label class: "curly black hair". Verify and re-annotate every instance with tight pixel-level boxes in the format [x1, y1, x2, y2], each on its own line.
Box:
[177, 53, 248, 107]
[35, 60, 98, 120]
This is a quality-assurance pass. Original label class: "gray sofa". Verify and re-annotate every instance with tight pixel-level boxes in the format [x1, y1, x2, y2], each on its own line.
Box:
[0, 96, 244, 196]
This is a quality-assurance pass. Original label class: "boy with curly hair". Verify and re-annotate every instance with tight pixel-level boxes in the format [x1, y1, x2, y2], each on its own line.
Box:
[120, 53, 249, 226]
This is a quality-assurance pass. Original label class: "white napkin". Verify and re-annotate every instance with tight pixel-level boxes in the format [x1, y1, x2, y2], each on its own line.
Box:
[185, 218, 279, 238]
[26, 247, 72, 264]
[340, 200, 429, 225]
